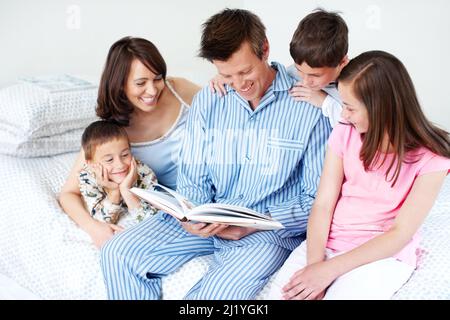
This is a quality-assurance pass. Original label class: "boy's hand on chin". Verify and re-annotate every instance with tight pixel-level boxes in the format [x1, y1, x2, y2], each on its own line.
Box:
[119, 157, 138, 192]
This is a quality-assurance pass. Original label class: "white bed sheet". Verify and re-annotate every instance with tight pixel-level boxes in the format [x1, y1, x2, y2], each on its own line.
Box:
[0, 152, 449, 299]
[0, 273, 39, 299]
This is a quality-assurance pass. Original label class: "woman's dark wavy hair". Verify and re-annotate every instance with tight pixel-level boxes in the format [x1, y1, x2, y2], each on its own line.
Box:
[96, 36, 167, 126]
[338, 50, 450, 186]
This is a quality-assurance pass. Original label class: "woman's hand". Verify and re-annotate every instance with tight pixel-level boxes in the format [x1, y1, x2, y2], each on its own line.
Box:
[209, 74, 228, 97]
[86, 220, 124, 249]
[282, 260, 336, 300]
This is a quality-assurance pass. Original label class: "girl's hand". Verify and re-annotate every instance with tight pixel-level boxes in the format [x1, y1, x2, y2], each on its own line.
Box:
[209, 74, 228, 97]
[86, 220, 124, 249]
[289, 82, 327, 107]
[282, 261, 336, 300]
[119, 157, 138, 192]
[90, 163, 119, 191]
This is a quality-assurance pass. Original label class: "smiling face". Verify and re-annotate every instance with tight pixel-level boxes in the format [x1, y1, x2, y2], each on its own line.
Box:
[213, 41, 274, 108]
[124, 59, 165, 113]
[338, 81, 369, 133]
[295, 61, 344, 90]
[89, 138, 132, 184]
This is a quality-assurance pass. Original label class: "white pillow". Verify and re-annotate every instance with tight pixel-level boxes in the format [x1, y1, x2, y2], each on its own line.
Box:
[0, 75, 99, 157]
[0, 127, 85, 158]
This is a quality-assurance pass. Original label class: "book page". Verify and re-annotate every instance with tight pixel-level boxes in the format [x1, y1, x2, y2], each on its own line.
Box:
[129, 187, 185, 220]
[191, 203, 271, 220]
[151, 182, 194, 214]
[188, 206, 284, 230]
[190, 206, 268, 221]
[186, 210, 284, 230]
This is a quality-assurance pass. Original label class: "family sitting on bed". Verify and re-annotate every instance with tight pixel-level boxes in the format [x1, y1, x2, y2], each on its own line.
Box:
[58, 8, 450, 300]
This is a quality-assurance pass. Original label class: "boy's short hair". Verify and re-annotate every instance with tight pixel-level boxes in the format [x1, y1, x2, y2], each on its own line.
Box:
[199, 8, 267, 62]
[290, 8, 348, 67]
[82, 120, 129, 161]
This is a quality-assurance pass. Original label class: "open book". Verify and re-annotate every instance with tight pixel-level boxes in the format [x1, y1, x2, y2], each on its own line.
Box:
[130, 183, 284, 230]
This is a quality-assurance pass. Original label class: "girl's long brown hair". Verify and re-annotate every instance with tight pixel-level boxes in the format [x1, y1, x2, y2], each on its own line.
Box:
[338, 50, 450, 186]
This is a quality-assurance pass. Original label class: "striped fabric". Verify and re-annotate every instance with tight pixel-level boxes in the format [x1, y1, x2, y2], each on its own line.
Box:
[178, 62, 332, 242]
[101, 62, 332, 299]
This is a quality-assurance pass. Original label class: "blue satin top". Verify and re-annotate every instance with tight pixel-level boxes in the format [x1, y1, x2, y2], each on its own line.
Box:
[131, 80, 189, 190]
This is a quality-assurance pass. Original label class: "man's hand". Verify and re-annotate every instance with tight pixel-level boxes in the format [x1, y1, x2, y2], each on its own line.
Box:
[181, 221, 229, 237]
[215, 226, 258, 240]
[289, 82, 327, 108]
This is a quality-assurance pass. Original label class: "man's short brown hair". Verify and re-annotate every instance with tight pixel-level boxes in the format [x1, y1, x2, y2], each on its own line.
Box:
[199, 8, 267, 62]
[81, 120, 129, 161]
[290, 9, 348, 68]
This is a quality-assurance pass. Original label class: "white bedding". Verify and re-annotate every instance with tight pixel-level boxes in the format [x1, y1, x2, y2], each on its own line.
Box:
[0, 152, 449, 299]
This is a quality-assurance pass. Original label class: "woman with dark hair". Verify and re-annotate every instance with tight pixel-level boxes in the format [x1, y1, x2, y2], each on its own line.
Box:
[269, 50, 450, 300]
[59, 37, 200, 248]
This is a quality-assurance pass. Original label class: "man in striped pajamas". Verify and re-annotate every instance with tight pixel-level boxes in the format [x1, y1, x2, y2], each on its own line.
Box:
[101, 8, 332, 300]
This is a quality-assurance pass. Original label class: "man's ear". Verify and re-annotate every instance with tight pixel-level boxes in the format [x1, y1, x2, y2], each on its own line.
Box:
[262, 39, 270, 60]
[340, 55, 350, 67]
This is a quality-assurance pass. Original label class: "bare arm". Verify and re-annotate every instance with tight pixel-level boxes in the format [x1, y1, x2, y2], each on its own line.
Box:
[58, 150, 92, 229]
[327, 170, 447, 277]
[171, 77, 201, 106]
[284, 169, 448, 300]
[58, 150, 121, 248]
[306, 147, 344, 265]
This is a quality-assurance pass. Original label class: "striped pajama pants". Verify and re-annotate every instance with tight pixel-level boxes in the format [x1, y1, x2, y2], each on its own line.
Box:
[100, 211, 291, 300]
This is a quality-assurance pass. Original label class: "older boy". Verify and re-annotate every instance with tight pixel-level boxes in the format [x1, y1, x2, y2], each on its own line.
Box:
[210, 9, 349, 128]
[287, 9, 349, 127]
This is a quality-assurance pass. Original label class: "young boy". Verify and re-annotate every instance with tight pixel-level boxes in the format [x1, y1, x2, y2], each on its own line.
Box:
[287, 8, 349, 127]
[79, 120, 157, 228]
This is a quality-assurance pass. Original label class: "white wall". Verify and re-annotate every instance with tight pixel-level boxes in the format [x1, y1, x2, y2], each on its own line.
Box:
[247, 0, 450, 130]
[1, 0, 449, 129]
[0, 0, 243, 86]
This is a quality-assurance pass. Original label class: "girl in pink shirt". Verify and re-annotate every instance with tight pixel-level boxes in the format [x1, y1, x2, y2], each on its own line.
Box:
[269, 50, 450, 300]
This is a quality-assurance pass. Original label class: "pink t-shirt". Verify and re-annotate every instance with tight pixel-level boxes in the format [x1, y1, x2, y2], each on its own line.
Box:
[327, 123, 450, 267]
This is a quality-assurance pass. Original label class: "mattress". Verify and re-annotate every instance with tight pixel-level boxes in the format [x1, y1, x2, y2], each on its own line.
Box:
[0, 152, 449, 299]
